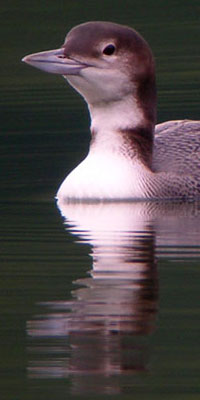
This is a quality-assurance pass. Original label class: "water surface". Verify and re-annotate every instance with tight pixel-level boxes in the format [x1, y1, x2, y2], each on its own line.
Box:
[1, 0, 200, 399]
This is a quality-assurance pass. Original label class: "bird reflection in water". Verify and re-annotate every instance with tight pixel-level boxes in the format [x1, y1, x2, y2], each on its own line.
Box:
[27, 201, 161, 394]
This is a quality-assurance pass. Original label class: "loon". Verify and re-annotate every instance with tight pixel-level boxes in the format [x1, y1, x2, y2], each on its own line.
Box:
[22, 21, 200, 201]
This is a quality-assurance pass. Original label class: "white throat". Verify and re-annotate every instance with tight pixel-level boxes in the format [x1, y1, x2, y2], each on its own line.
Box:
[88, 96, 144, 144]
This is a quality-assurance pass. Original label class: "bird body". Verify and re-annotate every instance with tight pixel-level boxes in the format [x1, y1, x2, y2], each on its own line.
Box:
[22, 21, 200, 200]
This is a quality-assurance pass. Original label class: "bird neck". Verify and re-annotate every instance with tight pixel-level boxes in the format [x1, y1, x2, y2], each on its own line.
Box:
[88, 95, 154, 169]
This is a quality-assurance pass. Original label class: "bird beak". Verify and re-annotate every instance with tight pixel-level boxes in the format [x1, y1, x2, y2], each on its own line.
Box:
[22, 47, 89, 75]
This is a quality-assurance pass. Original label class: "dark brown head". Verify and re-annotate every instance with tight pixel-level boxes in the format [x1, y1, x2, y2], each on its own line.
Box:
[22, 21, 156, 125]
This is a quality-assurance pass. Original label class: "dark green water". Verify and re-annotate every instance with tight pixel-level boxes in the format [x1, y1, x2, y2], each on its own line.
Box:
[1, 1, 200, 399]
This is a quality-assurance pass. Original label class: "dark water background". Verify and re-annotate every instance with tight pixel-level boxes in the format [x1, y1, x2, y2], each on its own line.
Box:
[1, 0, 200, 399]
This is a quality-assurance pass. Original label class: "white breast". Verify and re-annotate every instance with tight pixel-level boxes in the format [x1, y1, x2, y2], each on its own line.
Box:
[56, 147, 148, 201]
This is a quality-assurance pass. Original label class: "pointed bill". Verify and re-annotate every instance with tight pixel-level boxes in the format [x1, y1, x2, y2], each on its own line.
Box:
[22, 48, 89, 75]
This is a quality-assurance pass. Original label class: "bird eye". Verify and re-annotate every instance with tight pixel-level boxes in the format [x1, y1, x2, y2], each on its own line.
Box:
[103, 44, 116, 56]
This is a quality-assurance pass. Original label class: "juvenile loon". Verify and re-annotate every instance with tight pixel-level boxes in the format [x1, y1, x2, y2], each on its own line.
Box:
[22, 21, 200, 201]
